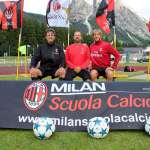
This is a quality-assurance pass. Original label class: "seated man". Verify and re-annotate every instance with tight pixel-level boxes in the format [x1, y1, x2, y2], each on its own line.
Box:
[65, 31, 90, 81]
[90, 29, 120, 81]
[30, 28, 65, 80]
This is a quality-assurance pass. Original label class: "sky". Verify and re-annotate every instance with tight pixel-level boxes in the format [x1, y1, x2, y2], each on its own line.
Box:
[122, 0, 149, 20]
[24, 0, 150, 20]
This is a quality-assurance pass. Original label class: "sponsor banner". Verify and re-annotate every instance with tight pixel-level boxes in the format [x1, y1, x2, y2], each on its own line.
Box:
[0, 81, 150, 131]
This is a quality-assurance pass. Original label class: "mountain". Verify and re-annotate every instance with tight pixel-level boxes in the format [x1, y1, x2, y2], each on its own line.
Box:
[24, 12, 46, 23]
[69, 0, 92, 22]
[69, 0, 150, 46]
[115, 2, 150, 46]
[24, 1, 150, 46]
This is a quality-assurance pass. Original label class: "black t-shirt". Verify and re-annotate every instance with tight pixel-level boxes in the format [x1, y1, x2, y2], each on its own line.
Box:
[30, 42, 65, 69]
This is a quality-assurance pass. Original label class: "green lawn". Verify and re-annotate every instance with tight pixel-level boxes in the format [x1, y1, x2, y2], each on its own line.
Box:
[0, 75, 30, 80]
[0, 130, 150, 150]
[119, 62, 148, 67]
[0, 71, 148, 82]
[0, 76, 148, 82]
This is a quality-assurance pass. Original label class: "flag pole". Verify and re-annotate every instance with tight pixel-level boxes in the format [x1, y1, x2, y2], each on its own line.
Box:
[67, 21, 70, 46]
[113, 0, 116, 77]
[16, 0, 24, 80]
[147, 52, 150, 80]
[113, 26, 116, 78]
[16, 27, 22, 80]
[147, 19, 150, 80]
[24, 45, 28, 76]
[67, 0, 71, 46]
[113, 26, 116, 49]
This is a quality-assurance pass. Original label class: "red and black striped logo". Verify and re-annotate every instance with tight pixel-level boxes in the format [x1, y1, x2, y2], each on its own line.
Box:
[23, 82, 48, 112]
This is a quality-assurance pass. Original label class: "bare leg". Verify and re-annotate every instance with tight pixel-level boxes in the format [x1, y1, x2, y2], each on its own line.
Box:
[105, 68, 114, 81]
[90, 69, 98, 81]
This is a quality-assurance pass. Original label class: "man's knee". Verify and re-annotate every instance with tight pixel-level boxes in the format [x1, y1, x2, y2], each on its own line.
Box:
[55, 68, 66, 79]
[30, 68, 42, 78]
[105, 69, 113, 81]
[90, 69, 98, 81]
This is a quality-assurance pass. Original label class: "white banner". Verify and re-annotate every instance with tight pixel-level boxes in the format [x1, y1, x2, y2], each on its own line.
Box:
[46, 0, 70, 28]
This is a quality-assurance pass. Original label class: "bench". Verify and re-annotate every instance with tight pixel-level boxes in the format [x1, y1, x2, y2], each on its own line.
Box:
[113, 73, 128, 78]
[113, 72, 128, 81]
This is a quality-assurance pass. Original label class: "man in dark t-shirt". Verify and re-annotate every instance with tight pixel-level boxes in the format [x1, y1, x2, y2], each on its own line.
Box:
[30, 28, 65, 80]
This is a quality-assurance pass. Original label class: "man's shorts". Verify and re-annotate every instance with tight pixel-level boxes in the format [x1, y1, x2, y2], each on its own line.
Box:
[32, 66, 59, 80]
[65, 68, 90, 81]
[91, 68, 107, 78]
[40, 67, 59, 79]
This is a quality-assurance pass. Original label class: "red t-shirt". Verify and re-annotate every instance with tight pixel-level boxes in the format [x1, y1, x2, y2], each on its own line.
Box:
[66, 43, 90, 69]
[90, 40, 120, 69]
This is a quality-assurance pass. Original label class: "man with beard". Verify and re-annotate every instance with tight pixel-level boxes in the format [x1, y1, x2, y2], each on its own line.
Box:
[65, 31, 90, 81]
[90, 29, 120, 81]
[30, 28, 66, 80]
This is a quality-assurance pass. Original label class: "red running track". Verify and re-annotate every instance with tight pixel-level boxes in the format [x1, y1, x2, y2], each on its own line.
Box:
[0, 66, 29, 75]
[0, 66, 147, 75]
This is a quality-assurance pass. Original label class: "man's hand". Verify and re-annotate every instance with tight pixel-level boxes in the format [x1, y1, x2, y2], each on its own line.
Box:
[30, 68, 42, 77]
[55, 67, 66, 78]
[105, 67, 114, 81]
[88, 61, 92, 70]
[105, 67, 114, 72]
[74, 67, 81, 73]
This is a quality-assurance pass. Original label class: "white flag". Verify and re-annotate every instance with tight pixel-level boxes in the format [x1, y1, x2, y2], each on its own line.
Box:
[46, 0, 70, 28]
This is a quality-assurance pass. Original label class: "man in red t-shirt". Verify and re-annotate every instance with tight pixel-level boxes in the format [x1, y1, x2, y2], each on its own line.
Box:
[90, 29, 120, 81]
[65, 31, 90, 81]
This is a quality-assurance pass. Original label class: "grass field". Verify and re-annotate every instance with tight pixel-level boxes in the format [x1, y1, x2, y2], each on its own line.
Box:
[0, 74, 148, 82]
[0, 74, 150, 150]
[0, 129, 150, 150]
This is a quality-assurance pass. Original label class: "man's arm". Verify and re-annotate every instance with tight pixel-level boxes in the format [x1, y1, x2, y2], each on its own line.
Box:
[108, 44, 120, 69]
[58, 45, 66, 68]
[65, 46, 76, 69]
[30, 46, 41, 68]
[80, 45, 90, 69]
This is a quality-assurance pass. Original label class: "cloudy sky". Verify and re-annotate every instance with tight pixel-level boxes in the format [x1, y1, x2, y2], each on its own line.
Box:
[122, 0, 149, 20]
[24, 0, 150, 20]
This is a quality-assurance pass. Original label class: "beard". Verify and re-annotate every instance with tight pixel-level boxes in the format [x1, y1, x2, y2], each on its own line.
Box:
[74, 38, 81, 43]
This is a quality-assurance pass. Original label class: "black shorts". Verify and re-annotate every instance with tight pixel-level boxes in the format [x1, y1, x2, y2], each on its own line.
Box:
[31, 67, 59, 80]
[65, 68, 90, 81]
[92, 68, 107, 78]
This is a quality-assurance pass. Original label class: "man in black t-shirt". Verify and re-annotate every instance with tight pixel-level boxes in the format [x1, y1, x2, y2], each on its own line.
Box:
[30, 28, 65, 80]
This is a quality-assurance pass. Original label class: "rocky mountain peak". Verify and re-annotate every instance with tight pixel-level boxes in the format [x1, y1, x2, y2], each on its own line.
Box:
[70, 0, 92, 22]
[69, 0, 150, 46]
